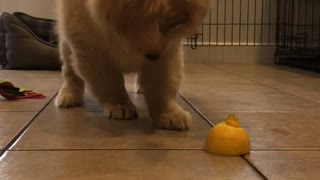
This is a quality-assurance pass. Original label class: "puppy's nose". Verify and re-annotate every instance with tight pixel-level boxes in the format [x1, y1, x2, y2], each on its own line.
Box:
[145, 53, 160, 61]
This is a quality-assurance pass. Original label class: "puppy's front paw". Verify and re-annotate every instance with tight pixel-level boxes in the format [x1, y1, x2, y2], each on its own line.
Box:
[105, 104, 138, 120]
[55, 86, 84, 108]
[154, 110, 192, 131]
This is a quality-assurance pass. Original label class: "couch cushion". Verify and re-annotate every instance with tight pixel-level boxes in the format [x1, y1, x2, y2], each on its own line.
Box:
[0, 12, 60, 70]
[13, 12, 58, 45]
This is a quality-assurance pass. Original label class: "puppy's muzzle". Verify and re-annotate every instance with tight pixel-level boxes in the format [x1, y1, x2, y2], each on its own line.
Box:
[145, 53, 160, 61]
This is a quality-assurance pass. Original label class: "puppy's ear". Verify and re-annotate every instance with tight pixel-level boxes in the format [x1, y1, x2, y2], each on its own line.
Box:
[159, 0, 209, 37]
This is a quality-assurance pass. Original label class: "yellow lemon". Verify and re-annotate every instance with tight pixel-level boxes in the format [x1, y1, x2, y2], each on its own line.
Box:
[205, 114, 250, 156]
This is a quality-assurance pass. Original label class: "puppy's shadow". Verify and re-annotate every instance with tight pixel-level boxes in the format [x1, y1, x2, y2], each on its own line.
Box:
[89, 112, 155, 136]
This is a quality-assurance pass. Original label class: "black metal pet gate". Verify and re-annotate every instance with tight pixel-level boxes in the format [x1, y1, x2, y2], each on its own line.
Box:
[186, 0, 320, 71]
[276, 0, 320, 70]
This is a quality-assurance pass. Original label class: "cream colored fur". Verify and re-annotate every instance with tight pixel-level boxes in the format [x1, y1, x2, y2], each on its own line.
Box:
[55, 0, 208, 130]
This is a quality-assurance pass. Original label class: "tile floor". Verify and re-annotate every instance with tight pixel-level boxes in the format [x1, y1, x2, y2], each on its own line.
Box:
[0, 63, 320, 180]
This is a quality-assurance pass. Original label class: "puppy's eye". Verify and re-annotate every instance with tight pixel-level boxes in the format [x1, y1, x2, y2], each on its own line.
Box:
[145, 53, 160, 61]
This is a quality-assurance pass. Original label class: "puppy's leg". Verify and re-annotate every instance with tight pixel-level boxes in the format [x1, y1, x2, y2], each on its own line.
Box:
[141, 47, 191, 130]
[55, 41, 85, 107]
[134, 73, 144, 94]
[72, 49, 137, 120]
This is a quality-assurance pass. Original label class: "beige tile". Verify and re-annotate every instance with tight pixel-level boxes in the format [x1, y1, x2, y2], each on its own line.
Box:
[0, 98, 54, 112]
[0, 150, 262, 180]
[0, 112, 36, 149]
[250, 77, 320, 103]
[184, 46, 275, 64]
[209, 64, 320, 101]
[46, 92, 194, 112]
[181, 79, 279, 93]
[184, 63, 229, 74]
[237, 75, 320, 93]
[128, 93, 195, 113]
[246, 151, 320, 180]
[182, 67, 280, 93]
[205, 112, 320, 150]
[184, 71, 250, 82]
[294, 92, 320, 104]
[237, 75, 320, 104]
[212, 64, 320, 84]
[182, 92, 320, 113]
[46, 91, 103, 112]
[279, 77, 320, 93]
[13, 111, 210, 150]
[209, 64, 276, 73]
[210, 64, 314, 79]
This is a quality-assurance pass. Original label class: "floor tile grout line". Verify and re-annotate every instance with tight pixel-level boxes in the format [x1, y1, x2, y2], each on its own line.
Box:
[8, 148, 205, 152]
[184, 110, 316, 114]
[251, 149, 320, 151]
[206, 64, 320, 105]
[179, 94, 215, 127]
[9, 148, 319, 152]
[185, 63, 235, 75]
[179, 93, 269, 180]
[0, 93, 58, 159]
[241, 155, 268, 180]
[0, 111, 45, 113]
[203, 64, 286, 92]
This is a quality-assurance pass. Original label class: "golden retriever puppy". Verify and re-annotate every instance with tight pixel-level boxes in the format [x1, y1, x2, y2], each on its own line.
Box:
[55, 0, 208, 130]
